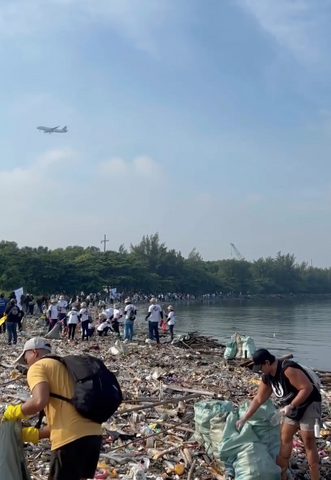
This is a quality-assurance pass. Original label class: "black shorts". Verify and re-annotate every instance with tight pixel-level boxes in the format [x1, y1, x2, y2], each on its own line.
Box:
[49, 435, 102, 480]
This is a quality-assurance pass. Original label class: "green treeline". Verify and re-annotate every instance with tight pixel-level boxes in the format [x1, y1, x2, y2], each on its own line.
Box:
[0, 234, 330, 295]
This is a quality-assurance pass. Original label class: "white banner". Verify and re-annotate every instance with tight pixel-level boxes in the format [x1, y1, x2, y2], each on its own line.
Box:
[14, 287, 24, 308]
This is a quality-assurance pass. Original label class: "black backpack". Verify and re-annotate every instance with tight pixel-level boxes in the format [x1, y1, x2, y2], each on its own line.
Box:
[42, 355, 122, 424]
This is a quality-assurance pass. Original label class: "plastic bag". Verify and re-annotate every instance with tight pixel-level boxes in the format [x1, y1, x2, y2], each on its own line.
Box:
[233, 333, 244, 358]
[210, 406, 233, 461]
[242, 336, 256, 359]
[0, 422, 31, 480]
[219, 401, 281, 480]
[194, 400, 233, 453]
[224, 341, 237, 360]
[238, 400, 281, 459]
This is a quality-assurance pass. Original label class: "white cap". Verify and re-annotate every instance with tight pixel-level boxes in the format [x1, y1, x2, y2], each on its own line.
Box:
[15, 337, 51, 364]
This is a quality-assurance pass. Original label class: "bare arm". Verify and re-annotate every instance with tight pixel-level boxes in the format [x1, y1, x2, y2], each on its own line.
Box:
[21, 382, 50, 416]
[284, 367, 313, 407]
[39, 425, 50, 439]
[241, 381, 272, 422]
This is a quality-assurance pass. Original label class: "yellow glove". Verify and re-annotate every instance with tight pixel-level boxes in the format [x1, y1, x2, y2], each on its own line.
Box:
[22, 427, 39, 444]
[3, 405, 28, 422]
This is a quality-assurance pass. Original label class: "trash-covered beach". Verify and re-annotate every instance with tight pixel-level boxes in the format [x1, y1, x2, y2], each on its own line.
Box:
[0, 320, 330, 480]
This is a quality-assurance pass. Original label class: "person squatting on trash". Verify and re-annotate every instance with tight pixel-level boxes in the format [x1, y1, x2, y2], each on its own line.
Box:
[145, 297, 163, 344]
[97, 315, 111, 336]
[2, 337, 102, 480]
[236, 348, 322, 480]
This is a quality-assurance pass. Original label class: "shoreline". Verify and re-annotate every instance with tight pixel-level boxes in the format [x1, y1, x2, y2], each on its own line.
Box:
[0, 324, 330, 479]
[131, 293, 331, 306]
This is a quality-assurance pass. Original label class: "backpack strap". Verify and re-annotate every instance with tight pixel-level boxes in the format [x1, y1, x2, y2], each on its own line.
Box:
[50, 392, 72, 403]
[35, 410, 45, 429]
[38, 354, 72, 404]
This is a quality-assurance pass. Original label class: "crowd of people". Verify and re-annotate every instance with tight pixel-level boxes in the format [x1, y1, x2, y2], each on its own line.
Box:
[0, 289, 323, 480]
[0, 291, 177, 346]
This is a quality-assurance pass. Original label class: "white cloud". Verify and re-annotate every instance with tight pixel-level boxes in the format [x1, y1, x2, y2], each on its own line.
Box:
[0, 0, 178, 56]
[99, 155, 162, 178]
[0, 147, 78, 214]
[239, 0, 331, 64]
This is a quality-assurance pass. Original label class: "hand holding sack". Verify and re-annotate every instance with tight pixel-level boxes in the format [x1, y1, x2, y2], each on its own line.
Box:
[22, 427, 39, 444]
[3, 405, 28, 422]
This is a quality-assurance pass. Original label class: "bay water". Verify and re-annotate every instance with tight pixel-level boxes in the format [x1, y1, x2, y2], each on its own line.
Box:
[159, 299, 331, 371]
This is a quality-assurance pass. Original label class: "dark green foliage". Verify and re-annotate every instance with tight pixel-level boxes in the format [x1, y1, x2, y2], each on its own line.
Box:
[0, 237, 330, 295]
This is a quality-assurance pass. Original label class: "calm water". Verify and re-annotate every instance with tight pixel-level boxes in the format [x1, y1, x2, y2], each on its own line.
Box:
[153, 300, 331, 371]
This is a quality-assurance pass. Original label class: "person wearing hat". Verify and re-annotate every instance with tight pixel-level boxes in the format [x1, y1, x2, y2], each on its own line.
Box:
[145, 298, 163, 344]
[236, 348, 321, 480]
[123, 298, 137, 341]
[166, 305, 176, 342]
[2, 337, 102, 480]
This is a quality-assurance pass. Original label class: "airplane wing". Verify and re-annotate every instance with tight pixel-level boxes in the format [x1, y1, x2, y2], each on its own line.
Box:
[51, 126, 59, 131]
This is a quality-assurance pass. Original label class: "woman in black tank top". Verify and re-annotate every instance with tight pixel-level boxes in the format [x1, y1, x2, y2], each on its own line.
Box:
[236, 348, 321, 480]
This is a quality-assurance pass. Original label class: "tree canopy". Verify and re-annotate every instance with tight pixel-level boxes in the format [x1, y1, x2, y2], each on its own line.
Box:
[0, 235, 330, 295]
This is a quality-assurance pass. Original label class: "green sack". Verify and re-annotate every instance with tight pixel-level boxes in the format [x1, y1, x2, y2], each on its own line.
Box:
[224, 341, 237, 360]
[194, 400, 233, 453]
[242, 336, 256, 359]
[219, 402, 281, 480]
[238, 399, 281, 459]
[0, 422, 31, 480]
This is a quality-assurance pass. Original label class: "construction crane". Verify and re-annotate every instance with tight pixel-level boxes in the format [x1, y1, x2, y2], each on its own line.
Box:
[230, 243, 245, 260]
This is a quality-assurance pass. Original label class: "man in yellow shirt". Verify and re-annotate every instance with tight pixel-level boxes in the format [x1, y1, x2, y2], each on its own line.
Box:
[3, 337, 102, 480]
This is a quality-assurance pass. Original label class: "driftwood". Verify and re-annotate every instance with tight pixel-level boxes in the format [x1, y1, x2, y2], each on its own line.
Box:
[117, 393, 201, 415]
[188, 459, 197, 480]
[163, 384, 219, 397]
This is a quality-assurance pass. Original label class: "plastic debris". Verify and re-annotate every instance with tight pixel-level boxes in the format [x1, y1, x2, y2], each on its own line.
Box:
[0, 311, 329, 480]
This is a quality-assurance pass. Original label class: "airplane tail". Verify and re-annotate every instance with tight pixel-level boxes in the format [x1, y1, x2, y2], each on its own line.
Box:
[62, 126, 68, 132]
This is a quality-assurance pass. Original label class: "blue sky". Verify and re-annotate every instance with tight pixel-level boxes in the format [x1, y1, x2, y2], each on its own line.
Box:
[1, 0, 331, 266]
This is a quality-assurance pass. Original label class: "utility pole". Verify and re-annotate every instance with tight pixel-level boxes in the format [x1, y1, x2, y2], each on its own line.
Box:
[101, 234, 109, 252]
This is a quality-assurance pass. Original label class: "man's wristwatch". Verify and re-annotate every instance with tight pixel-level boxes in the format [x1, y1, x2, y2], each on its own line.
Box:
[289, 403, 295, 410]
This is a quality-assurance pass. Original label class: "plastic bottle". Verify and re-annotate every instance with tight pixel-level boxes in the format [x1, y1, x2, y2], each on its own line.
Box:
[314, 419, 321, 438]
[270, 410, 283, 426]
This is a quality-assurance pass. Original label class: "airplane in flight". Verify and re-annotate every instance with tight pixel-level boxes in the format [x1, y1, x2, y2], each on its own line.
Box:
[37, 125, 68, 134]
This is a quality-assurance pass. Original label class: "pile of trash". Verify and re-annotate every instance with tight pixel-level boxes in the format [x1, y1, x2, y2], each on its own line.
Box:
[0, 318, 330, 480]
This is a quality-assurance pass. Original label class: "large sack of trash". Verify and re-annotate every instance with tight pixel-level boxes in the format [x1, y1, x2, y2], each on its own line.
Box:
[0, 422, 31, 480]
[194, 400, 233, 455]
[223, 341, 237, 360]
[219, 400, 281, 480]
[224, 333, 256, 360]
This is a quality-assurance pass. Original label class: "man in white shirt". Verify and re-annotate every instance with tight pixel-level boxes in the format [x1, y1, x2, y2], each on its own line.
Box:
[57, 295, 68, 327]
[145, 298, 163, 344]
[67, 307, 80, 341]
[124, 298, 136, 341]
[79, 302, 90, 341]
[47, 300, 59, 332]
